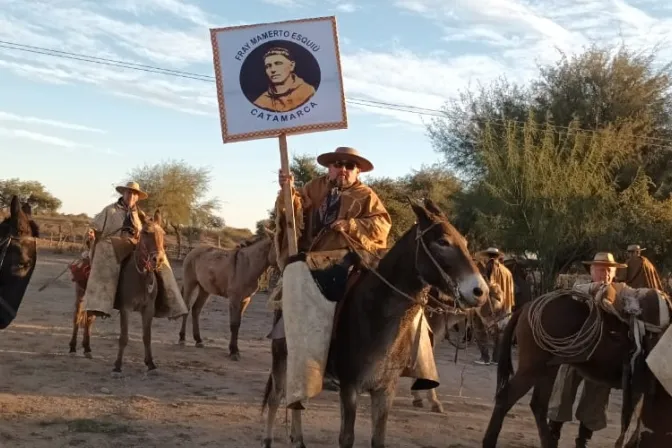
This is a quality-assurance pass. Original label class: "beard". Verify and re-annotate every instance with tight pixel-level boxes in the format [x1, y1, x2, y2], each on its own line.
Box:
[331, 175, 353, 188]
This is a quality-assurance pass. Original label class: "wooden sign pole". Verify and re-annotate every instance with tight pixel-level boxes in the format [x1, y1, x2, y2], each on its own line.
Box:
[278, 133, 298, 256]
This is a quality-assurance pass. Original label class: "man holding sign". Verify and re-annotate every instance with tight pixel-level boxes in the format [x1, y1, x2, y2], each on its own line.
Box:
[269, 146, 391, 390]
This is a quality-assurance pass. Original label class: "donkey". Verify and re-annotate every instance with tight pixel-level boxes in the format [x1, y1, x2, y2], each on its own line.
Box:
[111, 209, 168, 375]
[1, 196, 38, 330]
[261, 198, 490, 448]
[68, 236, 95, 358]
[482, 285, 669, 448]
[178, 228, 276, 360]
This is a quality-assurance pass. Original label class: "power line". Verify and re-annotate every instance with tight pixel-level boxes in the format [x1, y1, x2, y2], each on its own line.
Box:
[3, 39, 672, 149]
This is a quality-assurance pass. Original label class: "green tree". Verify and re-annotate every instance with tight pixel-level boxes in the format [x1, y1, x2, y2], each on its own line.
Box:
[0, 178, 62, 212]
[126, 160, 221, 251]
[428, 44, 672, 194]
[290, 154, 325, 187]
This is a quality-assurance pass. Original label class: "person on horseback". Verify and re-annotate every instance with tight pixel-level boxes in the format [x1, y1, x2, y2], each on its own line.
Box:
[271, 146, 392, 390]
[81, 182, 187, 319]
[616, 244, 663, 290]
[548, 252, 627, 448]
[472, 247, 515, 366]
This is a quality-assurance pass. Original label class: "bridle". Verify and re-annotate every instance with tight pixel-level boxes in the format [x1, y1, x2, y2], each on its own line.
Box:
[0, 232, 36, 321]
[133, 227, 165, 274]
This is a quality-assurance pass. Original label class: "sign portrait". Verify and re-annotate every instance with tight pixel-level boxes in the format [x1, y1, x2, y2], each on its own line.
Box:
[210, 16, 348, 143]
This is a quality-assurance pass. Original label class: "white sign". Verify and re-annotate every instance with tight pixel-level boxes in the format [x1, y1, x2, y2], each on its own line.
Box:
[210, 16, 348, 143]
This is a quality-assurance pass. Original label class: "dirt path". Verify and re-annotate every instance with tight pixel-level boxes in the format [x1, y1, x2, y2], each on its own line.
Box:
[0, 250, 624, 447]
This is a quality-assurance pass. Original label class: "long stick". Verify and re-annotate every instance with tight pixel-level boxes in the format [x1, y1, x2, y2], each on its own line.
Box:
[38, 261, 75, 292]
[279, 133, 298, 256]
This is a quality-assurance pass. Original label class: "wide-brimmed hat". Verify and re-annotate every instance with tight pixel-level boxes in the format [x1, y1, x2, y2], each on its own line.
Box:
[115, 181, 148, 200]
[627, 244, 645, 252]
[477, 247, 504, 259]
[582, 252, 627, 268]
[316, 147, 374, 172]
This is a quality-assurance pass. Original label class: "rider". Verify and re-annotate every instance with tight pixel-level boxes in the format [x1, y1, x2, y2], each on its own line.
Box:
[547, 252, 627, 448]
[82, 181, 186, 319]
[472, 247, 515, 365]
[271, 146, 391, 389]
[616, 244, 663, 290]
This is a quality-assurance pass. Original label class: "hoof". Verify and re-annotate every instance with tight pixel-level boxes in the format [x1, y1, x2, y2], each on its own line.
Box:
[430, 403, 445, 414]
[412, 399, 424, 408]
[84, 352, 93, 359]
[144, 368, 158, 378]
[195, 341, 205, 348]
[111, 370, 123, 379]
[229, 352, 241, 361]
[69, 350, 77, 356]
[262, 438, 272, 448]
[178, 339, 186, 346]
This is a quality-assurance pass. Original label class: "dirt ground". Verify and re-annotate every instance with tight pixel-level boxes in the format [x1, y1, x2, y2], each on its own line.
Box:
[0, 250, 625, 447]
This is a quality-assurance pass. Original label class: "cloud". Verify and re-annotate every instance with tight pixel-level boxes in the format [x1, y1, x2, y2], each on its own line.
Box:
[0, 126, 120, 154]
[261, 0, 310, 7]
[334, 2, 358, 13]
[0, 111, 106, 133]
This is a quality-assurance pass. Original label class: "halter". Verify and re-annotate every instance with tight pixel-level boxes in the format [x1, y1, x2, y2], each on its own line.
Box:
[133, 228, 165, 274]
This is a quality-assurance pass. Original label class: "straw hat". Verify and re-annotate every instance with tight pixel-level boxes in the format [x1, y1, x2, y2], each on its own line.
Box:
[627, 244, 645, 252]
[582, 252, 627, 268]
[115, 181, 148, 200]
[316, 147, 374, 172]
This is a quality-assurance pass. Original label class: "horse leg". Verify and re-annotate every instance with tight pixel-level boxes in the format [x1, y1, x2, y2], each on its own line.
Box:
[142, 305, 157, 372]
[82, 311, 94, 359]
[482, 372, 537, 448]
[228, 296, 251, 361]
[289, 410, 305, 448]
[190, 288, 209, 348]
[427, 387, 444, 413]
[370, 386, 396, 448]
[338, 383, 358, 448]
[112, 307, 129, 376]
[411, 388, 423, 408]
[262, 339, 286, 448]
[529, 371, 558, 448]
[69, 289, 81, 354]
[178, 313, 188, 345]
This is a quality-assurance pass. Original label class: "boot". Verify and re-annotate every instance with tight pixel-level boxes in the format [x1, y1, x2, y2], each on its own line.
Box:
[575, 423, 593, 448]
[548, 420, 563, 447]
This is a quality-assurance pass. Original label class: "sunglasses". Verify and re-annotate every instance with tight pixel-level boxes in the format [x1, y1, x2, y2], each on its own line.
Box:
[332, 161, 357, 170]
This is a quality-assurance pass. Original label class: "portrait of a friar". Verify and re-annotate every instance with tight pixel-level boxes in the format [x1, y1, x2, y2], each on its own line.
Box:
[253, 46, 316, 113]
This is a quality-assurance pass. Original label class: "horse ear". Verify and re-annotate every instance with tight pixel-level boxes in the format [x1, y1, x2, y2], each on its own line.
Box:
[423, 198, 445, 217]
[153, 209, 162, 226]
[138, 210, 148, 225]
[9, 195, 21, 222]
[410, 198, 433, 225]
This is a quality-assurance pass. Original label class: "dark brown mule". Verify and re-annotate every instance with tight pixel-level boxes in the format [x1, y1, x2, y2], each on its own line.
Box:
[0, 196, 38, 330]
[261, 198, 490, 448]
[112, 209, 167, 376]
[68, 241, 95, 358]
[482, 286, 667, 448]
[178, 229, 276, 360]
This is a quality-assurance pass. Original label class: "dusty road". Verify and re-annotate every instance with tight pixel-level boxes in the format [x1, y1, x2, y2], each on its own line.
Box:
[0, 250, 624, 447]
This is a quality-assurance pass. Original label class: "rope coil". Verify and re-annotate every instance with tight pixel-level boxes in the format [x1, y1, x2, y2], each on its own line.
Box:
[528, 288, 604, 360]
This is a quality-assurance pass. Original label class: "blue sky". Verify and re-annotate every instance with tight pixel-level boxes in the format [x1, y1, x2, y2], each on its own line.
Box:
[2, 0, 672, 231]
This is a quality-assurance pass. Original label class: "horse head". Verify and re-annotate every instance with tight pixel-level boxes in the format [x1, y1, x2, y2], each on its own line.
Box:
[409, 197, 489, 308]
[137, 209, 167, 272]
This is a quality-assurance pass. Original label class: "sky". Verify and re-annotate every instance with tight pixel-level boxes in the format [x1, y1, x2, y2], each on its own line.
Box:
[2, 0, 672, 231]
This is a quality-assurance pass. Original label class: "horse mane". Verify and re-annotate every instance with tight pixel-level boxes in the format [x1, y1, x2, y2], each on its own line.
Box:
[236, 233, 267, 249]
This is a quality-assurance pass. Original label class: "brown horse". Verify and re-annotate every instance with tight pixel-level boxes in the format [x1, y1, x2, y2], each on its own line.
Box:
[261, 198, 489, 448]
[112, 209, 168, 376]
[1, 196, 38, 330]
[178, 228, 276, 360]
[68, 240, 95, 358]
[482, 285, 669, 448]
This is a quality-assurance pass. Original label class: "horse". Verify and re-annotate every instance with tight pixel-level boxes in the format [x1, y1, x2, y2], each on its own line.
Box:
[1, 196, 38, 330]
[261, 198, 490, 448]
[68, 237, 95, 358]
[111, 209, 168, 376]
[482, 284, 670, 448]
[178, 228, 276, 360]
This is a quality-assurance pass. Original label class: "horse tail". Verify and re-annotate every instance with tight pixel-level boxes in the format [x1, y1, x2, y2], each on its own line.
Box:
[496, 306, 522, 395]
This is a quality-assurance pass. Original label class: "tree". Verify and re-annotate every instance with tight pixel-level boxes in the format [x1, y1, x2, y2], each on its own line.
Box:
[290, 154, 325, 187]
[126, 160, 221, 251]
[0, 178, 62, 212]
[428, 44, 672, 194]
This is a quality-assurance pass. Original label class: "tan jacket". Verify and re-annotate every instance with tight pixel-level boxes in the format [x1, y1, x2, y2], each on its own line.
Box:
[274, 174, 391, 269]
[616, 255, 663, 290]
[91, 201, 142, 240]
